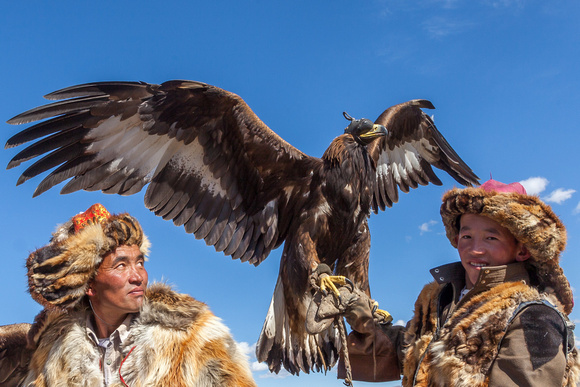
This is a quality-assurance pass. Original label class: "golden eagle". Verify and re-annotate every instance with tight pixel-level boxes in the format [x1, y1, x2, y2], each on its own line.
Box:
[5, 80, 479, 375]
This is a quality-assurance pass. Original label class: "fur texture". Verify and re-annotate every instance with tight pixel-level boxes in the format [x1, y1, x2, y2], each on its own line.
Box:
[403, 281, 580, 387]
[440, 187, 572, 314]
[22, 283, 256, 387]
[0, 323, 33, 387]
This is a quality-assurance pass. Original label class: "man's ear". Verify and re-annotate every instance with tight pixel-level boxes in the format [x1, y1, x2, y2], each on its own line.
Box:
[86, 285, 95, 297]
[515, 244, 531, 262]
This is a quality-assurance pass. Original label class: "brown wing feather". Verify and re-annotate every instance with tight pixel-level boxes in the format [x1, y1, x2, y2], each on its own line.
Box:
[6, 80, 317, 265]
[368, 99, 479, 212]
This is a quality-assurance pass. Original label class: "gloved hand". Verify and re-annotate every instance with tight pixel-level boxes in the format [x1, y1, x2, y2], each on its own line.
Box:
[343, 290, 385, 334]
[307, 264, 402, 382]
[306, 264, 391, 335]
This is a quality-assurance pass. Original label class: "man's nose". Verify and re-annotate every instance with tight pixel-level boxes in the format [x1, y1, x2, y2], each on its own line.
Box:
[128, 266, 144, 283]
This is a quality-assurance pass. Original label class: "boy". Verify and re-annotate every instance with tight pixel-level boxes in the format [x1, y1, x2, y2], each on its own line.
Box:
[337, 179, 579, 386]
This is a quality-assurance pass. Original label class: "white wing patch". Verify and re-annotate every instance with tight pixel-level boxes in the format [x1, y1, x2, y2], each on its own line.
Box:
[376, 139, 437, 186]
[85, 114, 229, 200]
[86, 115, 175, 182]
[172, 138, 228, 199]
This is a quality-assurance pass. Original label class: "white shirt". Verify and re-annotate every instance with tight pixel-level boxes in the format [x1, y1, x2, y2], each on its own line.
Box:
[86, 314, 134, 386]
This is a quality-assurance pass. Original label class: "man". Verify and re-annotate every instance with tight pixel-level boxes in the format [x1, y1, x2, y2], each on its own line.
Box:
[317, 179, 579, 386]
[0, 204, 257, 386]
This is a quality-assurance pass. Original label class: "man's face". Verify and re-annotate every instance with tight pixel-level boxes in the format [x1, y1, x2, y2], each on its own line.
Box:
[87, 244, 148, 318]
[456, 213, 529, 289]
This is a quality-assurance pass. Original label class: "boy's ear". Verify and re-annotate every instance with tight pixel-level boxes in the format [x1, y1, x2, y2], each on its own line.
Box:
[515, 244, 531, 262]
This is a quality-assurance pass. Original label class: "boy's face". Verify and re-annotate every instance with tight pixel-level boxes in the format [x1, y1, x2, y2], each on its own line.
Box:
[456, 213, 529, 289]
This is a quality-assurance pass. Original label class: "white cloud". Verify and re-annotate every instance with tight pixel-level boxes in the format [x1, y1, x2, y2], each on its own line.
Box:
[544, 188, 576, 204]
[244, 340, 290, 377]
[574, 202, 580, 214]
[393, 319, 406, 327]
[519, 176, 549, 195]
[251, 361, 269, 372]
[237, 341, 253, 356]
[419, 220, 437, 235]
[519, 177, 575, 205]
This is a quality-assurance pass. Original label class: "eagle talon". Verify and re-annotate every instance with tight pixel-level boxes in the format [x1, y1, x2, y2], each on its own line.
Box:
[344, 277, 354, 290]
[371, 301, 393, 324]
[319, 274, 351, 302]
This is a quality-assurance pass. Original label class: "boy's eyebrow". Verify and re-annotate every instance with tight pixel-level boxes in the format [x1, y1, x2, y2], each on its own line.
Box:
[459, 225, 502, 235]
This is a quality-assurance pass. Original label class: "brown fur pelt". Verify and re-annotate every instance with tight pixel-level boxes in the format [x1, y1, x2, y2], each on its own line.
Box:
[401, 281, 439, 387]
[403, 281, 579, 387]
[440, 187, 572, 314]
[0, 323, 33, 387]
[22, 283, 256, 387]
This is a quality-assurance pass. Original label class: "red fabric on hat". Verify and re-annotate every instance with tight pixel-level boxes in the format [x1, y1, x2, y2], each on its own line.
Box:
[479, 179, 527, 195]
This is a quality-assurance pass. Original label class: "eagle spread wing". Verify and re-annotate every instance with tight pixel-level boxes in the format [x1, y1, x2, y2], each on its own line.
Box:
[6, 80, 479, 376]
[0, 323, 32, 386]
[7, 80, 312, 265]
[369, 99, 477, 211]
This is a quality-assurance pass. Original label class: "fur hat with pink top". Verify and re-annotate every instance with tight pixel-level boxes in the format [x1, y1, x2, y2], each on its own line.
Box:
[440, 179, 572, 314]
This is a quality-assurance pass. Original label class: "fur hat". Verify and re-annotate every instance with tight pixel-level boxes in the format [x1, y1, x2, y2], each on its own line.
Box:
[440, 179, 572, 314]
[26, 204, 150, 310]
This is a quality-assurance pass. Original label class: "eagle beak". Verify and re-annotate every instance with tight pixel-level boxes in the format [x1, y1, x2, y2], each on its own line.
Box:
[359, 124, 387, 140]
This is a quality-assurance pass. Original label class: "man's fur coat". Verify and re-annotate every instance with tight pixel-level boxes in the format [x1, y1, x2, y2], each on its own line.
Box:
[2, 283, 256, 387]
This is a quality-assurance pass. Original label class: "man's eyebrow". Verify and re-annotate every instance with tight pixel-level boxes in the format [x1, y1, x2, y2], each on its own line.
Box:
[111, 254, 145, 264]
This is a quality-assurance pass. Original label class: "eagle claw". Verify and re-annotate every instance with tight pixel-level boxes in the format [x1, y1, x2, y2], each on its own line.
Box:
[371, 301, 393, 324]
[319, 275, 353, 302]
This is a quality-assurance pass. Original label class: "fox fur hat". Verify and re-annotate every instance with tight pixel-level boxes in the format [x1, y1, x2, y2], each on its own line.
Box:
[440, 179, 572, 314]
[26, 204, 150, 310]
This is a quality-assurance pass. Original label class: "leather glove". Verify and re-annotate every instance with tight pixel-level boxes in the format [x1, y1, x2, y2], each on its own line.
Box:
[306, 264, 390, 335]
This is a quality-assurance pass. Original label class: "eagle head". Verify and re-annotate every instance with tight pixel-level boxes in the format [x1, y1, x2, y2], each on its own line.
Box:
[343, 112, 387, 145]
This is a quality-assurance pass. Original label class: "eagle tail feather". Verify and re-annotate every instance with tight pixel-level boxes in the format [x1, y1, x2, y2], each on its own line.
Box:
[255, 276, 339, 375]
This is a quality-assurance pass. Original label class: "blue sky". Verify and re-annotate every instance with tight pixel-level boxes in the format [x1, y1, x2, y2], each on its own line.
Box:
[1, 1, 579, 386]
